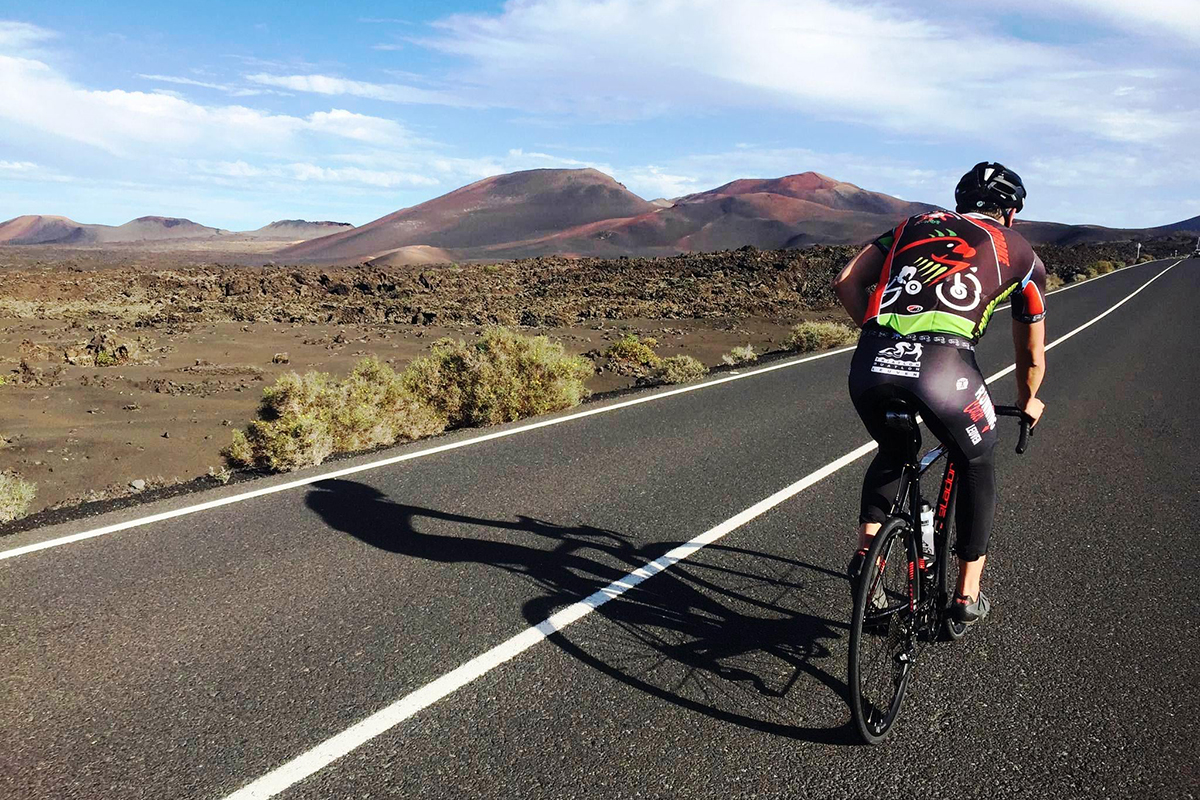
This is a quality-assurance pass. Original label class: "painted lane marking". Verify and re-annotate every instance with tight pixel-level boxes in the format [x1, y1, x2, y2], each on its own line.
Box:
[0, 345, 854, 562]
[219, 259, 1180, 800]
[0, 256, 1169, 562]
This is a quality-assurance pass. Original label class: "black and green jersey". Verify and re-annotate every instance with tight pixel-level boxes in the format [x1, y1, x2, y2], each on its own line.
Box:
[865, 209, 1047, 343]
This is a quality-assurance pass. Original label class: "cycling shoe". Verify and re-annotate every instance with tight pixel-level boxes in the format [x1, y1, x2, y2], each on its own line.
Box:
[951, 592, 991, 625]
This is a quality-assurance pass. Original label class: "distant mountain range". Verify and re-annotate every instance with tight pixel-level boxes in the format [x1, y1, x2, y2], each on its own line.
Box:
[3, 168, 1196, 263]
[0, 215, 352, 245]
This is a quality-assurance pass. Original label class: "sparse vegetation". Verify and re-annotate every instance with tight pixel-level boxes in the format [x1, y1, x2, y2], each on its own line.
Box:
[605, 334, 661, 376]
[207, 465, 232, 485]
[404, 327, 593, 428]
[1091, 260, 1116, 275]
[655, 355, 709, 384]
[64, 329, 140, 367]
[225, 329, 592, 472]
[785, 321, 859, 353]
[0, 471, 37, 523]
[722, 344, 758, 366]
[1045, 273, 1065, 291]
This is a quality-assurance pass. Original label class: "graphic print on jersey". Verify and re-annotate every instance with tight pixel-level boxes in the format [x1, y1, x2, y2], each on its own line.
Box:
[867, 209, 1044, 343]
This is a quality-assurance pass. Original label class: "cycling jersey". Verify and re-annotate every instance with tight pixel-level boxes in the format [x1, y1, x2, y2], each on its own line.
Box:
[865, 209, 1047, 342]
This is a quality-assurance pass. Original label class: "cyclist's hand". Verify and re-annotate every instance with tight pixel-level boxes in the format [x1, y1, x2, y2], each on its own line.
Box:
[1022, 397, 1045, 427]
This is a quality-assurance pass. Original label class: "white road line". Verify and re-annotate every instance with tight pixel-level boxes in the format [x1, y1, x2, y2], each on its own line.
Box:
[219, 259, 1181, 800]
[1, 257, 1170, 563]
[0, 345, 854, 562]
[986, 260, 1180, 383]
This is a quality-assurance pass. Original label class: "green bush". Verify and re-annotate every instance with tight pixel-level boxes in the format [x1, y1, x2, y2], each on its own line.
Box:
[656, 355, 708, 384]
[334, 357, 445, 450]
[225, 371, 338, 471]
[605, 334, 661, 376]
[721, 344, 758, 366]
[403, 327, 593, 428]
[785, 321, 859, 352]
[225, 330, 592, 472]
[224, 359, 444, 472]
[0, 471, 36, 523]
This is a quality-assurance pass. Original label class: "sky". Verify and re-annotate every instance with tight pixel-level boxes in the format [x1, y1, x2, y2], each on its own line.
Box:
[1, 0, 1197, 231]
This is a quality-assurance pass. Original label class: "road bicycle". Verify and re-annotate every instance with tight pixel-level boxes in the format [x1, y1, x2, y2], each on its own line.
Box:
[847, 400, 1033, 744]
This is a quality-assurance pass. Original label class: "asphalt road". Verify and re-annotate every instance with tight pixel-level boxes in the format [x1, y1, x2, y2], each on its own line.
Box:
[2, 258, 1197, 799]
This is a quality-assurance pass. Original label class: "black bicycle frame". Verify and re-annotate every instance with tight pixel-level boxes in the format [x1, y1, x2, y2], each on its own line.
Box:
[888, 443, 958, 613]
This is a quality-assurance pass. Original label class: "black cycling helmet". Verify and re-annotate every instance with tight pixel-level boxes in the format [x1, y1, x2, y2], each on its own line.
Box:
[954, 161, 1026, 213]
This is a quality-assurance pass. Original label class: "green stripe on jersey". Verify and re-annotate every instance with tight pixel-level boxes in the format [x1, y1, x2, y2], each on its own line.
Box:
[875, 310, 976, 338]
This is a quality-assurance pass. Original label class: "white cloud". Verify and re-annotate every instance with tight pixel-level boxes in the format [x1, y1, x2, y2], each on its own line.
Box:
[620, 166, 701, 199]
[244, 72, 469, 106]
[286, 163, 439, 188]
[1007, 0, 1200, 46]
[136, 73, 286, 97]
[0, 159, 38, 172]
[422, 0, 1198, 147]
[0, 20, 54, 49]
[0, 53, 415, 157]
[138, 73, 230, 91]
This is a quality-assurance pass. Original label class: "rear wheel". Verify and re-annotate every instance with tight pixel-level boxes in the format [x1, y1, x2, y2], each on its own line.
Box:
[848, 516, 917, 744]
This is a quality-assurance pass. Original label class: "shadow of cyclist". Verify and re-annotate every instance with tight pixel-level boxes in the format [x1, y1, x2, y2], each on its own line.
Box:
[305, 478, 856, 745]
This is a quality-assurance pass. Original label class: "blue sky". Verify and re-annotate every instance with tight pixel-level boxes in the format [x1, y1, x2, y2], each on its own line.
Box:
[1, 1, 1197, 230]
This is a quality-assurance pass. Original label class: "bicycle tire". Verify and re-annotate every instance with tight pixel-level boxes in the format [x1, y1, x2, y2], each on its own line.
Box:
[848, 516, 916, 744]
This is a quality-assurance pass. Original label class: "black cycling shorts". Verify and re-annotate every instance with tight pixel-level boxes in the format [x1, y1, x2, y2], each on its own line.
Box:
[848, 328, 998, 561]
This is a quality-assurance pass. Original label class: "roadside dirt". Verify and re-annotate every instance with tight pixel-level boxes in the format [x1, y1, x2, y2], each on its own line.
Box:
[2, 237, 1176, 519]
[1, 245, 849, 516]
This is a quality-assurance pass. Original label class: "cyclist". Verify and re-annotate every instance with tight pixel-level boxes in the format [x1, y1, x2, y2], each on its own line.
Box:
[832, 162, 1047, 625]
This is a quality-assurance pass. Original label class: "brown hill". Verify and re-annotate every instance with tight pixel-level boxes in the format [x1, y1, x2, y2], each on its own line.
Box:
[0, 215, 98, 245]
[1017, 213, 1200, 246]
[97, 217, 225, 242]
[245, 220, 354, 240]
[280, 168, 657, 261]
[365, 245, 456, 266]
[0, 214, 225, 244]
[282, 169, 935, 263]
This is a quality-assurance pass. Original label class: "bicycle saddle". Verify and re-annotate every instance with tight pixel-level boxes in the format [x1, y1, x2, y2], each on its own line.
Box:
[882, 399, 918, 430]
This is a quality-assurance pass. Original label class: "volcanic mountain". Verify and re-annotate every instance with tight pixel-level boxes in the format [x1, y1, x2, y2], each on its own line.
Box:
[0, 214, 225, 244]
[279, 168, 658, 262]
[1016, 214, 1200, 246]
[283, 169, 938, 264]
[245, 220, 355, 241]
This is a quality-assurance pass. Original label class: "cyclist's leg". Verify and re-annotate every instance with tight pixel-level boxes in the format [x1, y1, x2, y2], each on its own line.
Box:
[848, 338, 917, 549]
[912, 348, 999, 600]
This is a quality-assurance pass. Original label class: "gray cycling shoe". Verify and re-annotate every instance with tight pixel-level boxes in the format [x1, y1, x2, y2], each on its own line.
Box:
[951, 592, 991, 625]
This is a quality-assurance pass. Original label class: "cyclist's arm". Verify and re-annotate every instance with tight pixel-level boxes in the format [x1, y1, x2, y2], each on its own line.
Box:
[1011, 254, 1048, 424]
[832, 244, 884, 327]
[1012, 319, 1046, 423]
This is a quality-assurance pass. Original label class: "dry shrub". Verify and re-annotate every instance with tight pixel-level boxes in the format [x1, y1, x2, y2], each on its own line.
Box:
[334, 357, 444, 449]
[0, 471, 37, 523]
[785, 321, 859, 353]
[1045, 273, 1065, 291]
[404, 327, 593, 427]
[721, 344, 758, 366]
[224, 359, 445, 472]
[655, 355, 708, 384]
[224, 328, 591, 472]
[605, 334, 661, 376]
[1091, 260, 1116, 275]
[226, 371, 339, 471]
